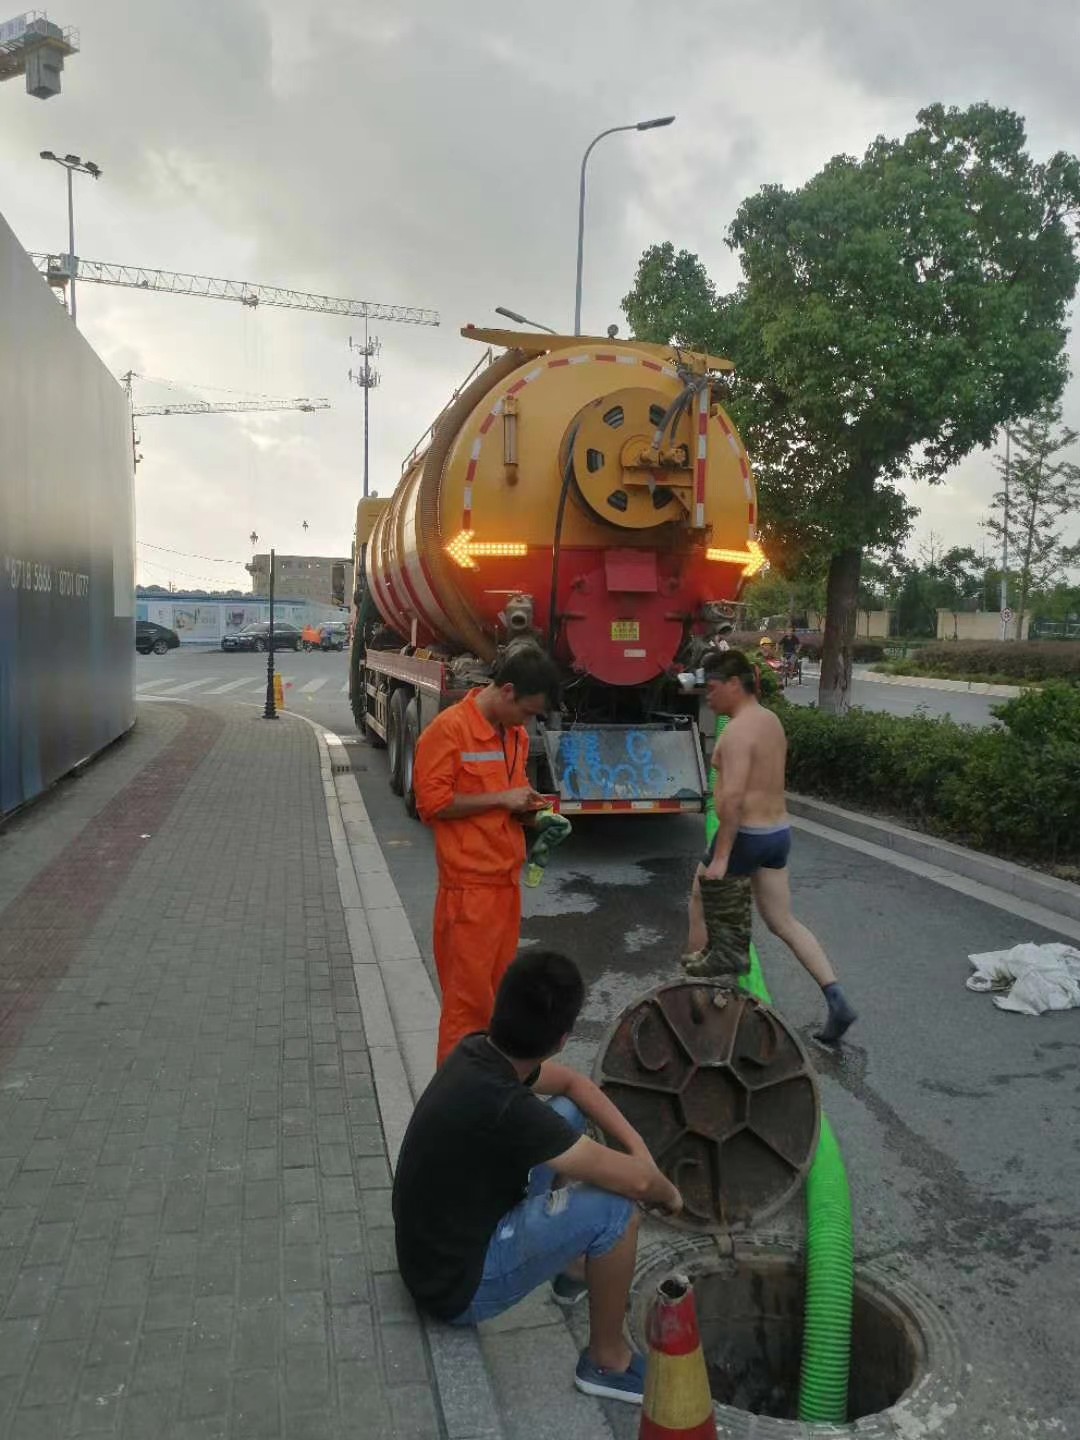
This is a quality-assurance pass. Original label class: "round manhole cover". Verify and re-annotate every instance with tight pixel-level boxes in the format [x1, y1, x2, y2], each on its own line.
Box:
[595, 981, 820, 1231]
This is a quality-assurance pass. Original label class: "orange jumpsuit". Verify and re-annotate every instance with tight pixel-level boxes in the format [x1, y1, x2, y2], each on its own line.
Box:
[413, 689, 528, 1065]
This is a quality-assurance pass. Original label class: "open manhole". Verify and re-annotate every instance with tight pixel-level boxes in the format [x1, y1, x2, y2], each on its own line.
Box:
[630, 1242, 959, 1436]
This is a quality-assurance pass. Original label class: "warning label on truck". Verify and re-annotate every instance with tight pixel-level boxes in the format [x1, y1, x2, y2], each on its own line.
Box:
[610, 620, 640, 642]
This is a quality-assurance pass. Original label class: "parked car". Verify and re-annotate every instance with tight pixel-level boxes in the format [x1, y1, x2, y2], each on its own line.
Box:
[136, 621, 180, 656]
[320, 622, 347, 652]
[221, 622, 303, 654]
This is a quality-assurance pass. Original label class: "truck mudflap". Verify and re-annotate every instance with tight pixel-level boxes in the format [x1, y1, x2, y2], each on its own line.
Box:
[539, 721, 707, 814]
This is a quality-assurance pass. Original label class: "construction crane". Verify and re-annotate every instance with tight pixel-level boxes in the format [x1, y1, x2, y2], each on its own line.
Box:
[132, 397, 331, 418]
[32, 254, 439, 327]
[0, 11, 78, 97]
[121, 372, 330, 469]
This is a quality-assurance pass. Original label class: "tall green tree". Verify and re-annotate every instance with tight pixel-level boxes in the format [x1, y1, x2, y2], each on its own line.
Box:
[984, 405, 1080, 638]
[624, 104, 1080, 712]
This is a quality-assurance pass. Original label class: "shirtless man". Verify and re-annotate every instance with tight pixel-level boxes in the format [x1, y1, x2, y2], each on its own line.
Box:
[686, 649, 857, 1045]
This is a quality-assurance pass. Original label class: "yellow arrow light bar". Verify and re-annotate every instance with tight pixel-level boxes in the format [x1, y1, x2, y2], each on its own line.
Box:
[705, 538, 767, 579]
[446, 530, 529, 570]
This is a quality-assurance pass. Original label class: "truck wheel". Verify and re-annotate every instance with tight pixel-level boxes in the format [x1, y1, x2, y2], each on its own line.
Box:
[387, 689, 407, 795]
[402, 700, 420, 819]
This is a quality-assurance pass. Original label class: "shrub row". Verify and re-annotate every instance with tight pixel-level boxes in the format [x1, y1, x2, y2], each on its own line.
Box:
[892, 639, 1080, 682]
[780, 683, 1080, 868]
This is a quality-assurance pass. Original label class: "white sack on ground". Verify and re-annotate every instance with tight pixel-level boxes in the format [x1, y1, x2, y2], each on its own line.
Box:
[967, 942, 1080, 1015]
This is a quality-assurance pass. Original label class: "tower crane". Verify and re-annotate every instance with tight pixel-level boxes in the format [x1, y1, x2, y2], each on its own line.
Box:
[121, 372, 331, 469]
[31, 254, 439, 327]
[0, 11, 78, 97]
[132, 397, 331, 418]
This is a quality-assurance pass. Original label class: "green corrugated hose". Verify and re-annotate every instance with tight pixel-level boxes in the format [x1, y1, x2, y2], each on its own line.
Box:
[704, 718, 854, 1424]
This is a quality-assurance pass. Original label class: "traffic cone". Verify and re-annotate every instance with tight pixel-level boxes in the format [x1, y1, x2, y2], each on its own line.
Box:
[640, 1274, 717, 1439]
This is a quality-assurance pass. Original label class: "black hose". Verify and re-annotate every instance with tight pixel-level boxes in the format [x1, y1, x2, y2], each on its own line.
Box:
[548, 422, 580, 652]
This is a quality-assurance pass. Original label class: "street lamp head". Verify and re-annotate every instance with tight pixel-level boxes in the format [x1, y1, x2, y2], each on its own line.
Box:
[636, 115, 675, 130]
[495, 306, 528, 325]
[40, 149, 56, 161]
[85, 161, 102, 178]
[63, 153, 81, 165]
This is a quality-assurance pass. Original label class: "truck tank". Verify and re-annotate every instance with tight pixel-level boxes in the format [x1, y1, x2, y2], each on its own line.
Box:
[364, 326, 762, 691]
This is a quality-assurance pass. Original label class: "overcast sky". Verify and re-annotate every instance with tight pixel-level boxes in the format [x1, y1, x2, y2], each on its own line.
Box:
[2, 0, 1078, 592]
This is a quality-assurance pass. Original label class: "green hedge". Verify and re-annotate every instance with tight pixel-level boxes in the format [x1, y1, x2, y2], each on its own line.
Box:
[781, 683, 1080, 868]
[891, 640, 1080, 682]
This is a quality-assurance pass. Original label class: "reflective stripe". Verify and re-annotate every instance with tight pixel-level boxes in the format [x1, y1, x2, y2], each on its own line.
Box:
[460, 750, 504, 762]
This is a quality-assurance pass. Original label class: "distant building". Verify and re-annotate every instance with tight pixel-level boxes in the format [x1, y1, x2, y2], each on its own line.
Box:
[135, 592, 347, 645]
[246, 554, 353, 607]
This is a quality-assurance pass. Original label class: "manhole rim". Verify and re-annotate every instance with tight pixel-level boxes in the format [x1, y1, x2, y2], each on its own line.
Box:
[630, 1232, 966, 1440]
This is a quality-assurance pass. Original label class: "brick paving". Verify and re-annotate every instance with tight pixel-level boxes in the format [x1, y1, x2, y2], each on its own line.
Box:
[0, 702, 442, 1440]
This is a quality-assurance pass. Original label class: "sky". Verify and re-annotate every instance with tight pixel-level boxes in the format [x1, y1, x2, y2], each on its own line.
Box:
[2, 0, 1078, 593]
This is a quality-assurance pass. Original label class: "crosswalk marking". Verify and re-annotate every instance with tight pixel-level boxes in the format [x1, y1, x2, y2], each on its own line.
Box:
[300, 678, 328, 694]
[340, 683, 349, 693]
[135, 677, 175, 693]
[154, 677, 219, 695]
[205, 677, 256, 695]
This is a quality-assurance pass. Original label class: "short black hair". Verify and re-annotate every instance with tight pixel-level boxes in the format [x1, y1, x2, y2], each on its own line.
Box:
[489, 951, 585, 1060]
[493, 646, 562, 709]
[703, 648, 756, 693]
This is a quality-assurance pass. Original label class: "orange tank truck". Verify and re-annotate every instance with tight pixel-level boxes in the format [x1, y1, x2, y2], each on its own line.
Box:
[349, 324, 763, 817]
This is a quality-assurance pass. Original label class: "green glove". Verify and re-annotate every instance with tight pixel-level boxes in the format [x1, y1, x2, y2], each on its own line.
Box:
[524, 809, 572, 888]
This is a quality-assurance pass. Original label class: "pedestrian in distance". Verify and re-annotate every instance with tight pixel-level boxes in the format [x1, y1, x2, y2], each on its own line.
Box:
[392, 950, 683, 1405]
[413, 646, 562, 1065]
[686, 648, 858, 1046]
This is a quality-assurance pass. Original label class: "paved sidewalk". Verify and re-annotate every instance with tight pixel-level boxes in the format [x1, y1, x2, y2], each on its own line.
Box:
[0, 702, 442, 1440]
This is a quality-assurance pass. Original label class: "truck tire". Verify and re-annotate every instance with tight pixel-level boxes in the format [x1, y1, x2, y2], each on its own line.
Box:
[387, 688, 407, 795]
[402, 699, 420, 819]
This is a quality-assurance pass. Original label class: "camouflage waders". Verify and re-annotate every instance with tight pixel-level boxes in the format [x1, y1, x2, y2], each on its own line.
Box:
[683, 873, 752, 983]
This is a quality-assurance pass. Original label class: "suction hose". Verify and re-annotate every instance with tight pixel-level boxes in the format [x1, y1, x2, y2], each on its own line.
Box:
[703, 718, 854, 1424]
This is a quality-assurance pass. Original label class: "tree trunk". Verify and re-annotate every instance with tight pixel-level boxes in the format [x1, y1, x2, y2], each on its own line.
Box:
[818, 547, 862, 715]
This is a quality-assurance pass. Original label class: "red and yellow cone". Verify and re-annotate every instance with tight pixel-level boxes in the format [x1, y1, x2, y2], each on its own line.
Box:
[639, 1274, 717, 1440]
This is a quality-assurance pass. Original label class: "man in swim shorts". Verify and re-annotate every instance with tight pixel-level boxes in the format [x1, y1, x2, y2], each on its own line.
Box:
[685, 649, 857, 1045]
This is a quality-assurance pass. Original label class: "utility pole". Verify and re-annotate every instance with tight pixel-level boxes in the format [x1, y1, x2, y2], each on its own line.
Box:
[1000, 428, 1011, 641]
[120, 370, 142, 471]
[348, 322, 380, 499]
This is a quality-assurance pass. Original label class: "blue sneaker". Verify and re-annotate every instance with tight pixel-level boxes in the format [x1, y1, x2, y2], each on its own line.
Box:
[573, 1348, 646, 1405]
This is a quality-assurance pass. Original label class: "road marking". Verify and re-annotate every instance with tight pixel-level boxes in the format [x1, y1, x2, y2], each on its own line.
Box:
[205, 677, 257, 695]
[153, 677, 219, 695]
[135, 677, 175, 692]
[248, 674, 294, 695]
[300, 678, 328, 693]
[340, 683, 349, 693]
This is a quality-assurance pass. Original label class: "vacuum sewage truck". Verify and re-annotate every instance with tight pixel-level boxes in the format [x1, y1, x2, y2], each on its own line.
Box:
[349, 324, 763, 817]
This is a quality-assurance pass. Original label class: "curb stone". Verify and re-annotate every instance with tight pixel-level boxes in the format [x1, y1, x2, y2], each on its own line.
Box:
[303, 720, 507, 1440]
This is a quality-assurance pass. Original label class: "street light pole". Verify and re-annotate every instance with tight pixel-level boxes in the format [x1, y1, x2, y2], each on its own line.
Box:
[263, 547, 278, 720]
[573, 115, 674, 336]
[39, 150, 101, 326]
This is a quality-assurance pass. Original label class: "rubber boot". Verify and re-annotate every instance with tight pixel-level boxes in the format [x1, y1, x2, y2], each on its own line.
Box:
[683, 875, 752, 984]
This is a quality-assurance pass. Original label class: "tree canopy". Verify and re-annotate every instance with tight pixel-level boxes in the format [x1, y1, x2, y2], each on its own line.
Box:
[624, 102, 1080, 709]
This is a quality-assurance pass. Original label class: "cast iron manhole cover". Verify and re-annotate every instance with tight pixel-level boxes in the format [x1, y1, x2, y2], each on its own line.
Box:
[595, 981, 820, 1231]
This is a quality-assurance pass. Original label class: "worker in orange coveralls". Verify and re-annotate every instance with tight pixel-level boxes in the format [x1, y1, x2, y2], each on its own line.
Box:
[414, 648, 562, 1065]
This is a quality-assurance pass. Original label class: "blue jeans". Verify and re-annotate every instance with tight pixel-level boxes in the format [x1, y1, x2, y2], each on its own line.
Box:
[449, 1098, 635, 1325]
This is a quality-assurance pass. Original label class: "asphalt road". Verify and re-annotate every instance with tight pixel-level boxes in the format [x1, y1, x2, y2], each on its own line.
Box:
[786, 665, 1000, 726]
[345, 733, 1078, 1438]
[137, 647, 1002, 729]
[136, 644, 354, 730]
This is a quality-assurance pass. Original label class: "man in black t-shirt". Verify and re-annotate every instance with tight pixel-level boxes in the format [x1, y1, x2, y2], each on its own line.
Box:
[393, 951, 683, 1406]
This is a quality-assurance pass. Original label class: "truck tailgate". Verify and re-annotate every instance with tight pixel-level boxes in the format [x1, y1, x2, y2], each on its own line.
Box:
[540, 723, 707, 813]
